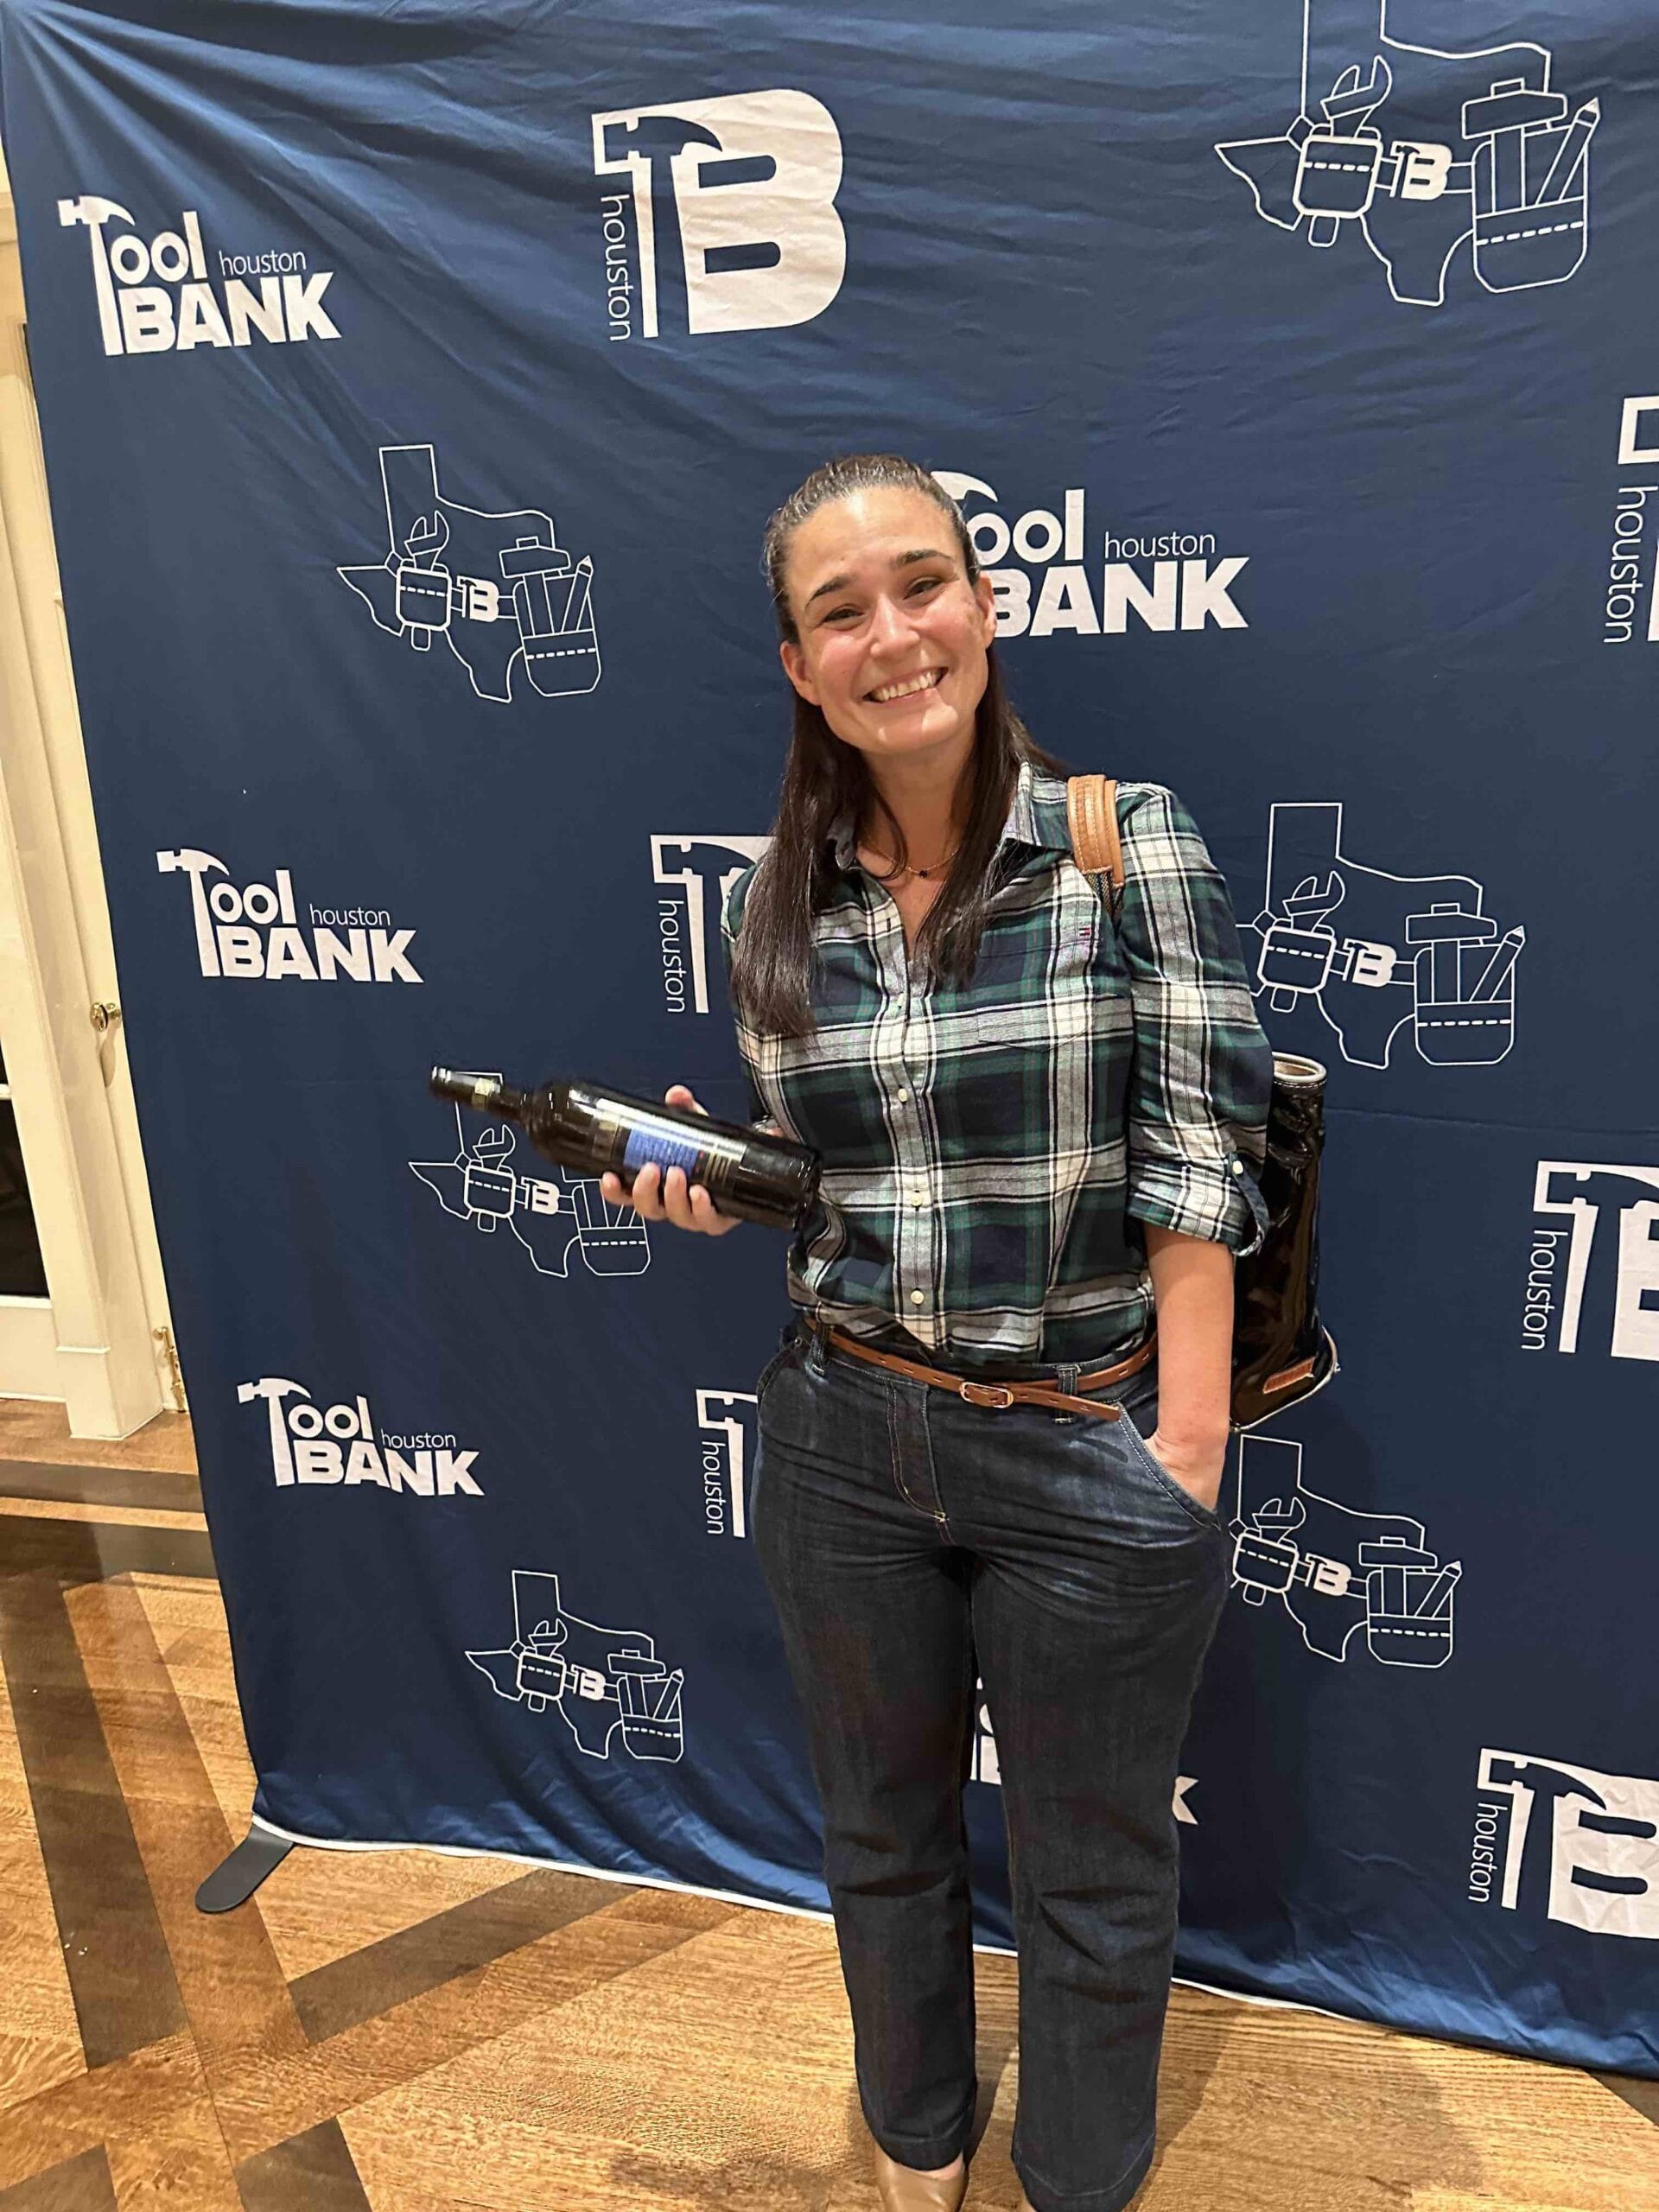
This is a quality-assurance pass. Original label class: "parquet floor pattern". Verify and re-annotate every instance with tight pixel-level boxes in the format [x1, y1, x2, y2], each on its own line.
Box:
[0, 1406, 1653, 2210]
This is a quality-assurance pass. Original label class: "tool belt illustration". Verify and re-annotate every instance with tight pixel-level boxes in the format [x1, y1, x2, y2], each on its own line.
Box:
[411, 1081, 650, 1278]
[468, 1570, 684, 1761]
[1216, 10, 1597, 308]
[338, 442, 601, 703]
[1243, 802, 1525, 1069]
[1230, 1434, 1461, 1669]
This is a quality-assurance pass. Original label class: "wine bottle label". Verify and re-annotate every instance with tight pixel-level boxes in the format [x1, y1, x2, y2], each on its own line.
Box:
[623, 1127, 708, 1179]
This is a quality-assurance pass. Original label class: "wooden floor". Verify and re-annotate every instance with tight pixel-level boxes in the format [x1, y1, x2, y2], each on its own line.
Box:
[0, 1402, 1652, 2210]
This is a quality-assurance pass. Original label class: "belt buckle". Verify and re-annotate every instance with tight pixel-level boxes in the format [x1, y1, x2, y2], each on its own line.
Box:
[959, 1380, 1015, 1410]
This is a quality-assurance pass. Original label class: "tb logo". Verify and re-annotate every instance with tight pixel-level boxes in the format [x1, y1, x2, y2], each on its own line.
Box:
[1477, 1750, 1659, 1941]
[593, 90, 845, 338]
[695, 1389, 759, 1539]
[1618, 397, 1659, 465]
[651, 834, 770, 1014]
[1530, 1162, 1659, 1361]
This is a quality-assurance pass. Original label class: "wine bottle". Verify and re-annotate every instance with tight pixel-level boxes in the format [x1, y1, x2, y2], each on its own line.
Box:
[429, 1067, 820, 1232]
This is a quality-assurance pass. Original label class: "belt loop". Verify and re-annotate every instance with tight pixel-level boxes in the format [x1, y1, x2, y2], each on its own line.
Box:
[804, 1316, 829, 1377]
[1052, 1358, 1081, 1425]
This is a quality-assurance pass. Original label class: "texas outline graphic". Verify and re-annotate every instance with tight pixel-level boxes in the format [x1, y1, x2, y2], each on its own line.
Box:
[1230, 1433, 1461, 1668]
[1216, 1, 1598, 307]
[467, 1569, 684, 1761]
[410, 1082, 651, 1280]
[1242, 802, 1526, 1070]
[338, 442, 601, 703]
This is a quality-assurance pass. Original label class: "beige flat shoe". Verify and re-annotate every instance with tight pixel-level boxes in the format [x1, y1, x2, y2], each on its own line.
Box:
[872, 2142, 969, 2211]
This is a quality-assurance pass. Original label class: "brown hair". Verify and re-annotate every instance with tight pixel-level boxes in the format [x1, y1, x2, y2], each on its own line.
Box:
[732, 453, 1068, 1036]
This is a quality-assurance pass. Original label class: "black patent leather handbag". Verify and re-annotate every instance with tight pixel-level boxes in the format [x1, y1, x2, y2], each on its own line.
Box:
[1066, 775, 1339, 1430]
[1229, 1050, 1339, 1427]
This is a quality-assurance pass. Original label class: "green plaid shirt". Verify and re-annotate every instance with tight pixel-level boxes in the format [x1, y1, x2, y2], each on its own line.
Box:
[721, 763, 1270, 1375]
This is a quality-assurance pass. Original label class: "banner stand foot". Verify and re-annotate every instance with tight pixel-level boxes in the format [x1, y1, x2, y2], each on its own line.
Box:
[196, 1820, 294, 1913]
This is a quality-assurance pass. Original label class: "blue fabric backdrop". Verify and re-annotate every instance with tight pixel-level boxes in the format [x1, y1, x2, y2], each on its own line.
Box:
[3, 0, 1655, 2077]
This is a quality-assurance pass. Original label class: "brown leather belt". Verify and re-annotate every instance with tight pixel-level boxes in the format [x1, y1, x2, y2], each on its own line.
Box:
[808, 1319, 1154, 1421]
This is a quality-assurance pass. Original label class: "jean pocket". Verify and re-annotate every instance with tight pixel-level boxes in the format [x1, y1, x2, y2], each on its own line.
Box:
[1119, 1414, 1225, 1532]
[753, 1329, 804, 1402]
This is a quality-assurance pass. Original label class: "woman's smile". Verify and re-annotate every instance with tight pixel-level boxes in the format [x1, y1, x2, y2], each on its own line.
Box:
[866, 668, 944, 705]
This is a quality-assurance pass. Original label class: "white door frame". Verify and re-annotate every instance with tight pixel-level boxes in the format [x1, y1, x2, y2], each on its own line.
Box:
[0, 154, 178, 1434]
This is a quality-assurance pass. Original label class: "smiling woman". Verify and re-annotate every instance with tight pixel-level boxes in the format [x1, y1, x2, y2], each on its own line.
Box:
[728, 454, 1074, 1030]
[601, 453, 1271, 2212]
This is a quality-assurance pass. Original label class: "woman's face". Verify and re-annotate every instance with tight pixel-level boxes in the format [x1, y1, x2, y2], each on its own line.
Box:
[778, 486, 997, 772]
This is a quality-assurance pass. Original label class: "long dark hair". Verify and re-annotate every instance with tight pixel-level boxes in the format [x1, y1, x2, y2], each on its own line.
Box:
[731, 453, 1070, 1037]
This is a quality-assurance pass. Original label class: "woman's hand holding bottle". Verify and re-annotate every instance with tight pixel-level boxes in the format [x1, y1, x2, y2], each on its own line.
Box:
[600, 1086, 742, 1236]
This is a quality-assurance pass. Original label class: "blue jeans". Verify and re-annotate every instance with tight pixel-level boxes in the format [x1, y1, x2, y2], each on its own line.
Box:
[751, 1319, 1230, 2212]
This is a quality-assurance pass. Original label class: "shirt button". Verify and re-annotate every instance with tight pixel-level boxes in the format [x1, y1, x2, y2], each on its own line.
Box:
[895, 1090, 909, 1105]
[909, 1290, 925, 1307]
[1230, 1160, 1243, 1175]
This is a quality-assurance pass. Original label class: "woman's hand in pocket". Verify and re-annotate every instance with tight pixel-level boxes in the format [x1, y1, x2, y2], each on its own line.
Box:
[599, 1085, 742, 1236]
[1144, 1429, 1226, 1516]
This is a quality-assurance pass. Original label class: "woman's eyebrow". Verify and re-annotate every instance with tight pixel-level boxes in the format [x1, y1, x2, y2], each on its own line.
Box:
[802, 547, 955, 612]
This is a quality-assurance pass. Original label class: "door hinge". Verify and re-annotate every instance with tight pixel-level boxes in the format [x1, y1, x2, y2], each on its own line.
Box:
[154, 1325, 186, 1409]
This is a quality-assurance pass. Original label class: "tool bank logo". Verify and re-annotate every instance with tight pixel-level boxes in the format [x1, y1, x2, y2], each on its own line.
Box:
[156, 850, 421, 983]
[933, 474, 1249, 641]
[592, 90, 845, 341]
[1523, 1164, 1659, 1361]
[1471, 1751, 1659, 1940]
[58, 194, 339, 356]
[238, 1377, 482, 1497]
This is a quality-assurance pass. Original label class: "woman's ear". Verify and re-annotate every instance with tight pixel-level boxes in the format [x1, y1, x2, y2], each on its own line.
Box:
[974, 571, 997, 646]
[780, 637, 821, 706]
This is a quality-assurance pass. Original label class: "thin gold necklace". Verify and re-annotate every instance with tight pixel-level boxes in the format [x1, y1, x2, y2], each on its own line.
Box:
[862, 842, 960, 882]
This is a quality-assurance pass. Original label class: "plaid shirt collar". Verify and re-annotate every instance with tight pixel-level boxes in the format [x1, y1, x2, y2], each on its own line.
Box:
[825, 756, 1070, 874]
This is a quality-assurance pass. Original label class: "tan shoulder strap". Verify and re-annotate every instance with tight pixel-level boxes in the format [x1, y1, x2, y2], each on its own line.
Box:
[1065, 775, 1122, 900]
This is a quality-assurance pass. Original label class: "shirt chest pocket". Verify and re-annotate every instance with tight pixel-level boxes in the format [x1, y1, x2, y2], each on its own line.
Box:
[955, 895, 1122, 1009]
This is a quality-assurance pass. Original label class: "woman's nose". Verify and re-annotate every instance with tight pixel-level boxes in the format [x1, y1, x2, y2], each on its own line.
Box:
[867, 593, 916, 652]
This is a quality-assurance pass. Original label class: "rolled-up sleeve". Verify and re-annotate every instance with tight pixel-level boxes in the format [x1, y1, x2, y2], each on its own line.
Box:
[1116, 785, 1272, 1256]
